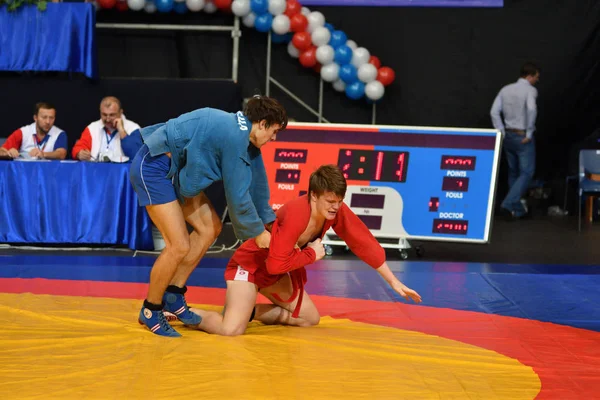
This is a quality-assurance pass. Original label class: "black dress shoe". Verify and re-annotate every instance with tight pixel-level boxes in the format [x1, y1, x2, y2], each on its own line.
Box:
[499, 208, 515, 221]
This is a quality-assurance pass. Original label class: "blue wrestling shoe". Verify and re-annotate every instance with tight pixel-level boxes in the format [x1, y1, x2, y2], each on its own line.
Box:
[163, 286, 202, 325]
[138, 306, 182, 338]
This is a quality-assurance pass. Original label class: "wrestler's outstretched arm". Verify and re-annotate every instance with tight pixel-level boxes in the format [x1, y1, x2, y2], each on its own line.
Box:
[333, 203, 422, 303]
[374, 261, 422, 303]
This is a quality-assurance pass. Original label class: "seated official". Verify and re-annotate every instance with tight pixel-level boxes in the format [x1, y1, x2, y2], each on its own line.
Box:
[72, 96, 142, 162]
[0, 102, 67, 160]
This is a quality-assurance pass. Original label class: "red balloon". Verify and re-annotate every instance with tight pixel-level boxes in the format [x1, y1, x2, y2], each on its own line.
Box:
[313, 63, 322, 74]
[213, 0, 232, 9]
[299, 47, 317, 68]
[369, 56, 381, 69]
[115, 0, 128, 11]
[377, 67, 396, 86]
[292, 32, 312, 52]
[97, 0, 117, 8]
[289, 13, 308, 33]
[284, 0, 301, 17]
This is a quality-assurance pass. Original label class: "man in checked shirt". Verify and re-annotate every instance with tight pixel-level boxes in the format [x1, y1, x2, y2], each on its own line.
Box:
[491, 62, 540, 219]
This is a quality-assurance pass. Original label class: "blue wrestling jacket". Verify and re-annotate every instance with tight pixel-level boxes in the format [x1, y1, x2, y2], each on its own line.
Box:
[141, 108, 275, 241]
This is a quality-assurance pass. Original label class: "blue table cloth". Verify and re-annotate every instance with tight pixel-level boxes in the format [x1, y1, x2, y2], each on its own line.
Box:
[0, 160, 153, 250]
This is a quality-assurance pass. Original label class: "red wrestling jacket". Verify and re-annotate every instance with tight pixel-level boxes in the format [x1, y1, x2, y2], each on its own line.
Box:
[230, 195, 386, 317]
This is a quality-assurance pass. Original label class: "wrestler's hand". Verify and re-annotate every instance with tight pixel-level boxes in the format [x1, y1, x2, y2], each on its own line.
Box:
[255, 230, 271, 248]
[392, 282, 422, 303]
[307, 238, 325, 261]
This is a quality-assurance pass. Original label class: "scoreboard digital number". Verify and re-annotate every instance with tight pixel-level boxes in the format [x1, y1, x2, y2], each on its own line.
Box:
[338, 149, 409, 182]
[261, 123, 502, 243]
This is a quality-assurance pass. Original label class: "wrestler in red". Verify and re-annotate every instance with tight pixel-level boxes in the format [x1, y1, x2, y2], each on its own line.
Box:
[187, 164, 422, 335]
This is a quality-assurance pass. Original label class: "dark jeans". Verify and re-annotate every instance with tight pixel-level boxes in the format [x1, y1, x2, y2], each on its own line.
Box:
[501, 132, 535, 217]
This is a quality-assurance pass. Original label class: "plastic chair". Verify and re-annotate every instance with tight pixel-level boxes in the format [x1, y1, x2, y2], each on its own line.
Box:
[578, 150, 600, 231]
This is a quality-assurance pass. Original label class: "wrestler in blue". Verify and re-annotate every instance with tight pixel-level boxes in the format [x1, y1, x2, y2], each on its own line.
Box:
[130, 96, 288, 337]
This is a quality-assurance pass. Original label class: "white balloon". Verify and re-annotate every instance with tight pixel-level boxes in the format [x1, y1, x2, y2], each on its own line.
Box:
[332, 79, 346, 92]
[365, 80, 385, 101]
[311, 26, 331, 47]
[287, 41, 300, 58]
[231, 0, 250, 16]
[186, 0, 204, 11]
[242, 12, 256, 27]
[320, 63, 340, 82]
[315, 45, 334, 65]
[271, 14, 290, 35]
[203, 0, 217, 13]
[301, 6, 310, 16]
[351, 47, 370, 68]
[307, 11, 325, 33]
[357, 63, 378, 83]
[346, 40, 358, 50]
[144, 1, 157, 12]
[268, 0, 286, 15]
[127, 0, 145, 11]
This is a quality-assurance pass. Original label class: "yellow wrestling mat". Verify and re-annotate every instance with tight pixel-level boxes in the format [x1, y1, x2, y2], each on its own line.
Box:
[0, 293, 540, 399]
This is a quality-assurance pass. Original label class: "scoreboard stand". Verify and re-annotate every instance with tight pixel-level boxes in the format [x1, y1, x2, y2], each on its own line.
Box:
[322, 237, 424, 260]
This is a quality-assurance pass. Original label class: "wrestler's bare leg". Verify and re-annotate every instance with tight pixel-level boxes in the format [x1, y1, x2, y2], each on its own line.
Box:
[188, 280, 257, 336]
[255, 273, 320, 327]
[188, 274, 320, 335]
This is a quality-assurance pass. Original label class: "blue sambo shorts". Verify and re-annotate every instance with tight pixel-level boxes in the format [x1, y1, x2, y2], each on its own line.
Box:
[129, 144, 177, 207]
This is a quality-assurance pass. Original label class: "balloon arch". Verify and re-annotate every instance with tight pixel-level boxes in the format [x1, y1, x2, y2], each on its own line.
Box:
[97, 0, 396, 104]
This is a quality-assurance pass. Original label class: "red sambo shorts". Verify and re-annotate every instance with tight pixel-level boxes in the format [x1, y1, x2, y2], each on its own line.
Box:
[224, 260, 284, 289]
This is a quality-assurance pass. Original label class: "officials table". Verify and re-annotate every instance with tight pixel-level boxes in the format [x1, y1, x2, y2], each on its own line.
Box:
[0, 160, 153, 250]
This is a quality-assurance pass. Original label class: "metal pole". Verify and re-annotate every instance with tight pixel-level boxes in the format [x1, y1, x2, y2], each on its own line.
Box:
[265, 32, 272, 96]
[372, 103, 376, 125]
[96, 22, 239, 83]
[231, 17, 241, 82]
[95, 23, 235, 32]
[318, 79, 324, 123]
[270, 78, 331, 123]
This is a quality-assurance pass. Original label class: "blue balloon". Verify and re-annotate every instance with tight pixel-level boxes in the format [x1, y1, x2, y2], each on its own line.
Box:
[173, 1, 188, 13]
[334, 45, 353, 65]
[254, 13, 274, 33]
[338, 64, 358, 84]
[345, 81, 366, 100]
[272, 32, 292, 44]
[250, 0, 269, 15]
[329, 30, 348, 49]
[155, 0, 173, 12]
[324, 23, 335, 32]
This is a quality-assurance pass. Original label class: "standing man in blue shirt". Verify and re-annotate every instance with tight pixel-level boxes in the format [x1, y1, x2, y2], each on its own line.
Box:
[130, 96, 288, 337]
[490, 62, 540, 219]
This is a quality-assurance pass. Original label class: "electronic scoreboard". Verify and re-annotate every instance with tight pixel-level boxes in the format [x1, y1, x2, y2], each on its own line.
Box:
[261, 123, 502, 256]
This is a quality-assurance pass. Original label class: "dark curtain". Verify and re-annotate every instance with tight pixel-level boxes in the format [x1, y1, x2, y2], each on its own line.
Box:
[92, 0, 599, 183]
[2, 0, 599, 202]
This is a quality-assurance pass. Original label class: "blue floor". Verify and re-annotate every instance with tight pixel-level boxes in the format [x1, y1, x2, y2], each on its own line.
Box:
[1, 254, 599, 332]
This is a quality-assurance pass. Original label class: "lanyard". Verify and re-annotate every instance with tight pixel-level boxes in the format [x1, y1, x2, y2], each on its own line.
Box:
[33, 134, 50, 151]
[104, 128, 118, 149]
